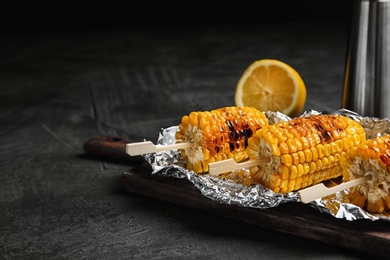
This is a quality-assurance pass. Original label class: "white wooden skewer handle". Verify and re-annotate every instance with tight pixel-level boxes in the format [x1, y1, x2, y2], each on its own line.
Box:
[208, 158, 270, 175]
[126, 141, 192, 156]
[298, 175, 370, 204]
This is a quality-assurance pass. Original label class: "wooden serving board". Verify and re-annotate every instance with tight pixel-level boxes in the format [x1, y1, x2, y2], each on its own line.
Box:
[85, 136, 390, 257]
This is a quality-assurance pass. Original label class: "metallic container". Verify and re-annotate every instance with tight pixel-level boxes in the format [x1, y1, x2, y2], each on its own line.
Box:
[342, 0, 390, 118]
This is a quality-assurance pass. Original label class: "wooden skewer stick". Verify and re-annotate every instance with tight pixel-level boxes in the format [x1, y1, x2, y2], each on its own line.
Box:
[298, 175, 370, 204]
[208, 158, 270, 176]
[126, 141, 192, 156]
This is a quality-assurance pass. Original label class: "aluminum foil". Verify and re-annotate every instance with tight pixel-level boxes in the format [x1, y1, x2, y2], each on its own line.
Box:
[142, 109, 390, 221]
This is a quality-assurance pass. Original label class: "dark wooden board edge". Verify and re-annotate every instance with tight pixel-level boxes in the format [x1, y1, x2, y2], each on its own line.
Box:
[83, 136, 145, 165]
[122, 162, 390, 257]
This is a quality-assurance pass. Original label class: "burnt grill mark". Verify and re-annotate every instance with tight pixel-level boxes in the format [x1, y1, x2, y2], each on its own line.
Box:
[313, 118, 335, 143]
[323, 131, 333, 142]
[243, 128, 253, 138]
[314, 123, 324, 131]
[234, 130, 240, 140]
[227, 120, 234, 131]
[226, 120, 256, 147]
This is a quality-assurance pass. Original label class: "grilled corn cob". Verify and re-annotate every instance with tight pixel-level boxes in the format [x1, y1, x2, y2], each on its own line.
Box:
[175, 106, 269, 174]
[247, 114, 366, 193]
[341, 135, 390, 213]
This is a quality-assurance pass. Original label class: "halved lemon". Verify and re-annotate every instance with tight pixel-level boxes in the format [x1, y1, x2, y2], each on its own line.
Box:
[235, 59, 306, 118]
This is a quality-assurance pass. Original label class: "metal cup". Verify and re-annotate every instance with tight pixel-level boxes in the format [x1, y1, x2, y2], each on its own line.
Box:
[342, 0, 390, 118]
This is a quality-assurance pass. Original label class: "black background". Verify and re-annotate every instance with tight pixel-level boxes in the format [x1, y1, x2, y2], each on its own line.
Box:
[2, 1, 353, 31]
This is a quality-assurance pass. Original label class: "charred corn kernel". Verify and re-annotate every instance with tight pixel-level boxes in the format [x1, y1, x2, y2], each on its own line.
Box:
[247, 114, 366, 193]
[175, 106, 269, 174]
[341, 134, 390, 213]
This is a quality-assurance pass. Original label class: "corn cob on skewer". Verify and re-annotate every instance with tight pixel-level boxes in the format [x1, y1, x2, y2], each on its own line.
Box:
[341, 135, 390, 213]
[246, 114, 366, 193]
[175, 106, 269, 174]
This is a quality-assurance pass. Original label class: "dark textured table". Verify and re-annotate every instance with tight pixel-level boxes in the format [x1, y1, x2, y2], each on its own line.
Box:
[1, 2, 378, 259]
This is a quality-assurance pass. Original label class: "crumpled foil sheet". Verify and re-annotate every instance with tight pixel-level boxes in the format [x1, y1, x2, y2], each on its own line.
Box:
[142, 109, 390, 221]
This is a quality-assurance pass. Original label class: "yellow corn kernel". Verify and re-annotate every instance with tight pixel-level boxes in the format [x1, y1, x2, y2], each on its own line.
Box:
[314, 155, 323, 170]
[281, 154, 292, 167]
[316, 144, 325, 159]
[342, 138, 352, 151]
[291, 152, 300, 165]
[335, 139, 343, 153]
[328, 155, 335, 167]
[300, 136, 310, 150]
[286, 139, 298, 153]
[302, 162, 310, 175]
[296, 163, 304, 177]
[298, 151, 305, 163]
[289, 165, 297, 179]
[321, 157, 330, 169]
[303, 149, 312, 162]
[334, 153, 341, 163]
[280, 179, 288, 192]
[270, 126, 287, 143]
[324, 144, 332, 157]
[309, 161, 317, 173]
[310, 147, 319, 161]
[263, 130, 278, 145]
[279, 142, 289, 154]
[297, 164, 304, 177]
[188, 112, 198, 127]
[279, 165, 289, 178]
[306, 134, 317, 147]
[294, 176, 303, 190]
[294, 138, 303, 151]
[287, 179, 296, 192]
[271, 144, 281, 156]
